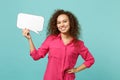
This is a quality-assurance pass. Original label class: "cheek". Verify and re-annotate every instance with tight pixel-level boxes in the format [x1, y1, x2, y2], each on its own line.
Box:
[67, 25, 70, 29]
[57, 24, 61, 29]
[57, 25, 59, 29]
[66, 22, 70, 27]
[56, 24, 59, 27]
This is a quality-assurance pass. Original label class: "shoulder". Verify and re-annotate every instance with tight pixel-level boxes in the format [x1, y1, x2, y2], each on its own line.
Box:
[42, 35, 58, 45]
[46, 34, 58, 41]
[73, 39, 85, 48]
[75, 39, 84, 45]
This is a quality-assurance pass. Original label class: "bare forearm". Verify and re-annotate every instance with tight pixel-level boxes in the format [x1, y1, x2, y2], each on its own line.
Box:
[28, 38, 35, 52]
[76, 64, 87, 72]
[22, 29, 36, 52]
[67, 64, 87, 73]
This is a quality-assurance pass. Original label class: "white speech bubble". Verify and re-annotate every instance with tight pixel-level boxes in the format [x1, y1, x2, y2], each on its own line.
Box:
[17, 13, 44, 34]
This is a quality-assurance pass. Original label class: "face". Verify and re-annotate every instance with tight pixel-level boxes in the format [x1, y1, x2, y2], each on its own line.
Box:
[57, 14, 70, 34]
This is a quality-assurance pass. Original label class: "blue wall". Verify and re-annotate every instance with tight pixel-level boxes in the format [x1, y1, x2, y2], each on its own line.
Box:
[0, 0, 120, 80]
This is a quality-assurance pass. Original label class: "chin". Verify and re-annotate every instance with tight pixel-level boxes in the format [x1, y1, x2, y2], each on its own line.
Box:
[61, 31, 69, 34]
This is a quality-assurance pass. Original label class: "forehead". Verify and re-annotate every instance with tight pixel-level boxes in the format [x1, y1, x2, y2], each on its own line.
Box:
[57, 14, 69, 21]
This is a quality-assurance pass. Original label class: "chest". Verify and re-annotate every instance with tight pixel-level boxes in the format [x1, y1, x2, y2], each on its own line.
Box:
[48, 39, 79, 59]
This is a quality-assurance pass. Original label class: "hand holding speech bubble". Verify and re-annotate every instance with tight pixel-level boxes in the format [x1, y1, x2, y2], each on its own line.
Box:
[17, 13, 44, 34]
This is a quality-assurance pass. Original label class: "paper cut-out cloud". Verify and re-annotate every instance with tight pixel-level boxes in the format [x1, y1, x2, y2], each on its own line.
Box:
[17, 13, 44, 34]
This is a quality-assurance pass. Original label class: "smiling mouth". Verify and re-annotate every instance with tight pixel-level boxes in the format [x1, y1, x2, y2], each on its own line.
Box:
[59, 26, 67, 31]
[61, 27, 66, 30]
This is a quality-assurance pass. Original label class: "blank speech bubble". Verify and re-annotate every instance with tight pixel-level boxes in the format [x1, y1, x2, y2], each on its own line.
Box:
[17, 13, 44, 34]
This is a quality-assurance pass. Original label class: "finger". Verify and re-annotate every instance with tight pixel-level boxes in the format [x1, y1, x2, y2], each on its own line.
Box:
[22, 30, 25, 36]
[24, 29, 29, 35]
[22, 30, 28, 37]
[66, 69, 73, 73]
[67, 71, 73, 73]
[22, 29, 26, 34]
[22, 30, 26, 36]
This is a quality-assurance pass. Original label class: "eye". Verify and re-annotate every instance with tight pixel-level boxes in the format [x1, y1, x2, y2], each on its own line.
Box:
[64, 21, 67, 23]
[57, 21, 61, 24]
[63, 20, 67, 23]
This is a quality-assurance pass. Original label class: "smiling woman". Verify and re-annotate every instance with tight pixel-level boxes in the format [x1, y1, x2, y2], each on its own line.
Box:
[57, 14, 70, 35]
[47, 10, 80, 39]
[22, 9, 95, 80]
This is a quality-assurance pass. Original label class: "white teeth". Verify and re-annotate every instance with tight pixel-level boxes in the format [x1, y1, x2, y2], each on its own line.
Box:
[61, 27, 66, 30]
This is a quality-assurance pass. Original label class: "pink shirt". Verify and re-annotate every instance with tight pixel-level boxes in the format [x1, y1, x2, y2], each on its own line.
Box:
[30, 34, 95, 80]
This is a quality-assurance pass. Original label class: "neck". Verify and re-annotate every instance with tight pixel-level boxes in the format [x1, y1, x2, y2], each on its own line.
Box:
[61, 33, 72, 39]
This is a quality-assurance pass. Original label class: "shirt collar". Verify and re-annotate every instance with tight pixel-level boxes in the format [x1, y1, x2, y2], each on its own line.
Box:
[56, 33, 77, 45]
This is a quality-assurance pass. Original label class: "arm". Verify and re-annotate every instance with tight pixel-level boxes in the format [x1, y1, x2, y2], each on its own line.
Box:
[67, 64, 87, 73]
[67, 41, 95, 73]
[22, 28, 41, 60]
[22, 28, 35, 52]
[22, 29, 54, 60]
[28, 38, 35, 52]
[79, 41, 95, 68]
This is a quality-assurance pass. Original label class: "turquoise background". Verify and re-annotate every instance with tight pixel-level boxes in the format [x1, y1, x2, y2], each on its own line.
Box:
[0, 0, 120, 80]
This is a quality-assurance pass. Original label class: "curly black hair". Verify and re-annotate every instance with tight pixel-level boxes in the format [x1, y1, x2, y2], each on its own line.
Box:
[47, 9, 81, 39]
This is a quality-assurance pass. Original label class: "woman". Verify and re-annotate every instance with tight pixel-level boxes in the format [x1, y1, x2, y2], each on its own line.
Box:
[22, 9, 95, 80]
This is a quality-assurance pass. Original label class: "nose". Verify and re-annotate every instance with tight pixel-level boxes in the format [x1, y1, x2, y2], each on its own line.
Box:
[59, 22, 64, 27]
